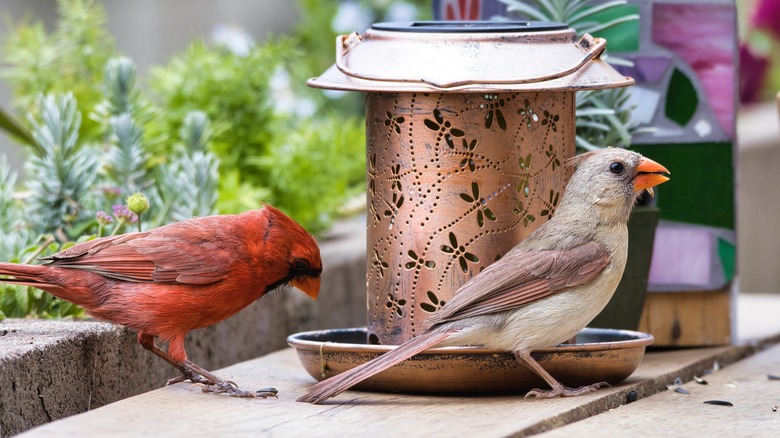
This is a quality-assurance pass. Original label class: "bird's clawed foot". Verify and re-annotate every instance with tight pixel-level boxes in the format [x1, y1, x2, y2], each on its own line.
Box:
[524, 381, 610, 399]
[200, 381, 279, 398]
[167, 370, 278, 398]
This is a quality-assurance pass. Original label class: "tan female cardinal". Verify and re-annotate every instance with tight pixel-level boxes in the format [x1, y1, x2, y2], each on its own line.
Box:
[299, 148, 669, 404]
[0, 205, 322, 398]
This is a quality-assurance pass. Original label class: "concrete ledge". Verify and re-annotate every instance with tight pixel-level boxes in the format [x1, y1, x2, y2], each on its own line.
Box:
[0, 218, 368, 437]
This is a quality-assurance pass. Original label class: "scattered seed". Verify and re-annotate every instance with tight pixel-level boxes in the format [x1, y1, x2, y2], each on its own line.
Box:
[772, 405, 778, 412]
[626, 390, 638, 403]
[674, 387, 690, 395]
[694, 376, 708, 385]
[704, 400, 733, 407]
[768, 374, 780, 381]
[667, 377, 684, 390]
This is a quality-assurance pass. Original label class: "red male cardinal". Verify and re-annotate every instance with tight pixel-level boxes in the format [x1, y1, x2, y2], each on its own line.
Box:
[0, 205, 322, 398]
[299, 148, 669, 404]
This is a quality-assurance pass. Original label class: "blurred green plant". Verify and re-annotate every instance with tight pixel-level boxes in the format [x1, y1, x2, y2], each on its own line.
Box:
[1, 0, 116, 142]
[254, 115, 366, 231]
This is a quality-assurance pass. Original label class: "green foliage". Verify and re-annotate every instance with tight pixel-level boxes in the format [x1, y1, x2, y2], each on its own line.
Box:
[25, 94, 100, 236]
[92, 56, 157, 135]
[105, 114, 150, 195]
[499, 0, 639, 36]
[498, 0, 644, 149]
[255, 115, 366, 233]
[149, 39, 292, 165]
[154, 112, 220, 222]
[0, 156, 30, 261]
[576, 88, 652, 150]
[149, 32, 368, 232]
[0, 0, 116, 142]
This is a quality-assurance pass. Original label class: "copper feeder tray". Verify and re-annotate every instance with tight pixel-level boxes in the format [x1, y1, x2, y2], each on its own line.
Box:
[288, 327, 653, 394]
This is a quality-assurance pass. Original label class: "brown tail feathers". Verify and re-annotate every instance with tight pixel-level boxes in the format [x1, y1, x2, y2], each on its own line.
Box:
[297, 329, 453, 404]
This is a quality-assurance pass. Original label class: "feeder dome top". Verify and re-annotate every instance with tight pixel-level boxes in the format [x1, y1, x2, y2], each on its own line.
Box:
[308, 20, 634, 93]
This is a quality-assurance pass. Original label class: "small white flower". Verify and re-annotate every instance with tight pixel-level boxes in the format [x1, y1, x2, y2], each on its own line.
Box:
[331, 1, 374, 33]
[386, 2, 418, 22]
[211, 23, 254, 56]
[270, 67, 317, 119]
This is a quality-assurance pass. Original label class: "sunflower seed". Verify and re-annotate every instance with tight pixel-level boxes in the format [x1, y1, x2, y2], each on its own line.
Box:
[704, 400, 733, 407]
[693, 375, 708, 385]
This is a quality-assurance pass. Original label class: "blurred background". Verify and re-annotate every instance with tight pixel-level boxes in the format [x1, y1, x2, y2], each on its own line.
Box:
[0, 0, 299, 174]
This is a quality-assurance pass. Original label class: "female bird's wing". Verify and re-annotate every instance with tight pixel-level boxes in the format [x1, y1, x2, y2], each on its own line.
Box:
[39, 218, 243, 285]
[425, 240, 610, 326]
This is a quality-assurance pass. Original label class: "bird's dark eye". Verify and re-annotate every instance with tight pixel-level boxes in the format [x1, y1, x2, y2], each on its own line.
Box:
[293, 258, 309, 271]
[610, 162, 624, 174]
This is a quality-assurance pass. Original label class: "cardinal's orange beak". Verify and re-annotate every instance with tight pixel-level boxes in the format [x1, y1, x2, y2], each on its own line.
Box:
[633, 156, 670, 197]
[292, 276, 321, 300]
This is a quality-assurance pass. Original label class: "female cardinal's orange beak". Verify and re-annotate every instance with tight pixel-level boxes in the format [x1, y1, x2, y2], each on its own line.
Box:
[633, 157, 670, 197]
[292, 277, 321, 300]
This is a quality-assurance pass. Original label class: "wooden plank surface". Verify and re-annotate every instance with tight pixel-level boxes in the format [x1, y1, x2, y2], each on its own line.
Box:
[539, 343, 780, 437]
[14, 346, 752, 437]
[17, 294, 780, 437]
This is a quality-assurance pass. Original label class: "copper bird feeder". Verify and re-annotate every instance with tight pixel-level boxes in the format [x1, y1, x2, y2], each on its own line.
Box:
[308, 21, 634, 346]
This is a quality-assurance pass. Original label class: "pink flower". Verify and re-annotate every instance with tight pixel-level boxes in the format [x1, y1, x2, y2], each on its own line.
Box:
[96, 211, 114, 226]
[739, 43, 770, 104]
[112, 204, 138, 224]
[752, 0, 780, 40]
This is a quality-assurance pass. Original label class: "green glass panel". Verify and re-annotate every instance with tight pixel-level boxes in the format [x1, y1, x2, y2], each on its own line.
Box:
[632, 142, 734, 230]
[717, 237, 736, 283]
[665, 68, 698, 126]
[590, 5, 640, 53]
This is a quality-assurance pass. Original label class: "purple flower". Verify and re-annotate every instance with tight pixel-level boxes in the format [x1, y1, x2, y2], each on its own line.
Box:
[96, 211, 114, 226]
[112, 204, 138, 224]
[739, 43, 770, 104]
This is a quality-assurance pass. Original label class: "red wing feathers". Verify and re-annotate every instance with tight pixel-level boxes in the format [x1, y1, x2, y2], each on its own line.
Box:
[40, 218, 246, 285]
[425, 241, 610, 326]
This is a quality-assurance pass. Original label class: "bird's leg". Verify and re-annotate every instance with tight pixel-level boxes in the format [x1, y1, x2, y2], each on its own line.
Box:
[137, 334, 277, 398]
[513, 350, 610, 399]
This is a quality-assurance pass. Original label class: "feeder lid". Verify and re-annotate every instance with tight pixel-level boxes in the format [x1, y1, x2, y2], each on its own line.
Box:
[308, 20, 634, 93]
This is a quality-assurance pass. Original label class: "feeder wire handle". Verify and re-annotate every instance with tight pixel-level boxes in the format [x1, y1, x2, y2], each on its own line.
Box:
[334, 32, 607, 90]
